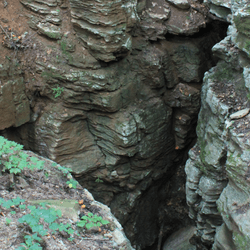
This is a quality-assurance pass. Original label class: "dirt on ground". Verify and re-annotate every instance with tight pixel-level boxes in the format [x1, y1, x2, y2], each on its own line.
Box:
[0, 149, 122, 250]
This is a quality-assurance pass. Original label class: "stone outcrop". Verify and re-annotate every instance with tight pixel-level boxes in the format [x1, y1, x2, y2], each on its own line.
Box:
[185, 0, 250, 249]
[69, 0, 138, 62]
[0, 0, 228, 248]
[0, 143, 134, 250]
[0, 76, 30, 130]
[0, 43, 31, 131]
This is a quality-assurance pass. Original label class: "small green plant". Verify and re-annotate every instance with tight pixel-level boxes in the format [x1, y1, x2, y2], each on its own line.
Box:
[16, 202, 75, 249]
[95, 176, 103, 183]
[66, 179, 78, 189]
[16, 233, 42, 250]
[211, 62, 234, 82]
[0, 196, 25, 208]
[77, 212, 109, 230]
[55, 164, 72, 177]
[0, 136, 45, 174]
[247, 92, 250, 101]
[5, 217, 11, 226]
[52, 85, 64, 98]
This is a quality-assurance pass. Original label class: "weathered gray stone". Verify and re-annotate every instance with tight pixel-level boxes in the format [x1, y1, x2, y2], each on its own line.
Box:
[230, 108, 250, 120]
[163, 226, 196, 250]
[243, 66, 250, 91]
[35, 0, 58, 7]
[69, 0, 138, 62]
[167, 0, 190, 10]
[139, 0, 170, 40]
[204, 0, 231, 21]
[164, 83, 200, 108]
[165, 3, 207, 36]
[184, 1, 250, 247]
[25, 103, 105, 174]
[0, 78, 30, 130]
[21, 0, 51, 14]
[167, 42, 205, 82]
[213, 223, 237, 250]
[37, 22, 63, 39]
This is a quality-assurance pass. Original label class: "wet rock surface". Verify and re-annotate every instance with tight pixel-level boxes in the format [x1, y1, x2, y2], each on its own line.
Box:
[0, 0, 228, 249]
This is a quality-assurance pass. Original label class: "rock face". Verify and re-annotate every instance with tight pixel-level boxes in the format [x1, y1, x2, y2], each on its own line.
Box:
[69, 0, 137, 62]
[185, 0, 250, 249]
[0, 0, 228, 249]
[0, 140, 134, 250]
[0, 66, 30, 130]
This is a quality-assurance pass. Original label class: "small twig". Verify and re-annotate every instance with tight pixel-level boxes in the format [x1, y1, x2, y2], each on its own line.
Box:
[0, 23, 9, 38]
[22, 31, 38, 44]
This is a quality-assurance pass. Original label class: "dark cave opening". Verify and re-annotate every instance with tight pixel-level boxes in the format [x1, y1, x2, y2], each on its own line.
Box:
[140, 20, 229, 250]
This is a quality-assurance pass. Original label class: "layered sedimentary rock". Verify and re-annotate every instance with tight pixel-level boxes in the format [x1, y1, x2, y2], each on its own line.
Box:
[185, 0, 250, 248]
[0, 63, 30, 130]
[0, 0, 228, 248]
[69, 0, 138, 62]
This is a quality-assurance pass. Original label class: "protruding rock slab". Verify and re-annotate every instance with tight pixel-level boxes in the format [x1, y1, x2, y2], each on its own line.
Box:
[69, 0, 138, 62]
[167, 0, 190, 10]
[139, 0, 170, 40]
[230, 108, 250, 120]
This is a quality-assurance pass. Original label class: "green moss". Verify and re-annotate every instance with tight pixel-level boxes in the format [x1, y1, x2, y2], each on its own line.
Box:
[234, 15, 250, 37]
[199, 163, 208, 174]
[44, 31, 62, 40]
[28, 16, 39, 30]
[245, 40, 250, 53]
[233, 232, 250, 249]
[60, 40, 67, 52]
[227, 153, 237, 166]
[41, 71, 66, 81]
[247, 92, 250, 101]
[211, 62, 234, 82]
[58, 38, 75, 53]
[199, 139, 210, 165]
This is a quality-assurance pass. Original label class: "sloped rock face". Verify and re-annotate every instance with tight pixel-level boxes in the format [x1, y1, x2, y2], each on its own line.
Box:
[0, 0, 228, 248]
[185, 1, 250, 249]
[0, 64, 30, 130]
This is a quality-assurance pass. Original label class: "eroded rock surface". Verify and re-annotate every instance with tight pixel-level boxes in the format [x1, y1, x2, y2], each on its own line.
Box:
[185, 1, 250, 249]
[0, 146, 133, 250]
[0, 0, 228, 248]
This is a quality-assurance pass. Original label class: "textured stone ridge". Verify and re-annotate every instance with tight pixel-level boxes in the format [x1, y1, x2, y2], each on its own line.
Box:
[185, 0, 250, 248]
[69, 0, 138, 62]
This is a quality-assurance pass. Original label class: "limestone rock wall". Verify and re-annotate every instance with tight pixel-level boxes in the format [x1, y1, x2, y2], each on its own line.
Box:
[0, 64, 30, 130]
[185, 0, 250, 249]
[0, 0, 227, 248]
